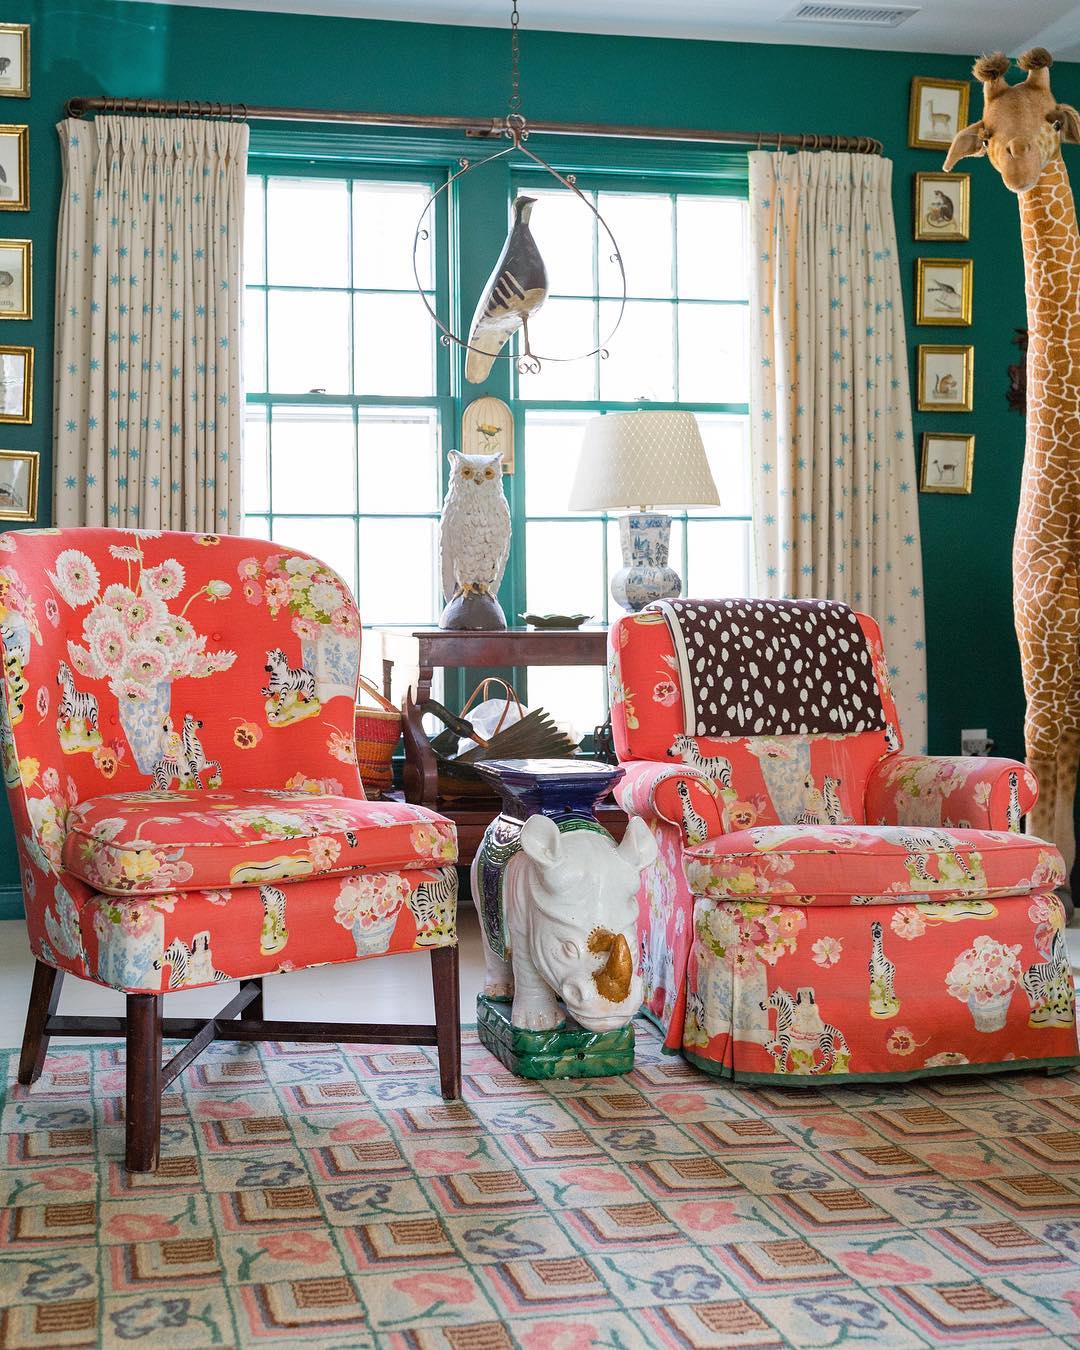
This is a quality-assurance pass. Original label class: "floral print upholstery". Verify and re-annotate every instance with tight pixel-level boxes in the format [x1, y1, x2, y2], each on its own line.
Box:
[62, 791, 457, 895]
[683, 825, 1064, 905]
[0, 528, 458, 994]
[865, 754, 1039, 830]
[610, 599, 1079, 1081]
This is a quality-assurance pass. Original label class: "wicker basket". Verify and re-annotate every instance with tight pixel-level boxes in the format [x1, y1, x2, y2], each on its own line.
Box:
[354, 674, 401, 797]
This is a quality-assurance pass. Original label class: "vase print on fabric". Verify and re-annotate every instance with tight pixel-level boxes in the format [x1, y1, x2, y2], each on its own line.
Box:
[868, 920, 900, 1018]
[335, 871, 410, 957]
[93, 902, 166, 991]
[49, 541, 236, 772]
[239, 551, 360, 709]
[947, 934, 1022, 1032]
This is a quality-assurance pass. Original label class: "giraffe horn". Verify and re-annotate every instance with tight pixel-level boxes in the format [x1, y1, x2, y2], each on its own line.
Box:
[1018, 47, 1053, 91]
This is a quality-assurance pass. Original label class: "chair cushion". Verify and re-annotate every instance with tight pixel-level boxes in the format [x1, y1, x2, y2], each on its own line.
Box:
[78, 863, 458, 993]
[62, 789, 457, 896]
[683, 824, 1064, 906]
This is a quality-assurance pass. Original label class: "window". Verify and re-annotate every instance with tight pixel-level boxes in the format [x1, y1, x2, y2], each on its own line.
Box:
[516, 181, 752, 735]
[243, 169, 449, 628]
[242, 155, 751, 737]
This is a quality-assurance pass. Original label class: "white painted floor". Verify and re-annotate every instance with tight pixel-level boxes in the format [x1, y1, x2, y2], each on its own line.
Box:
[0, 908, 1077, 1051]
[0, 906, 490, 1049]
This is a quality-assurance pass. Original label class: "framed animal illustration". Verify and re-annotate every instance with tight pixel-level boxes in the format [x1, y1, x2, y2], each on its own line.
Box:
[0, 238, 29, 318]
[915, 258, 973, 326]
[0, 124, 27, 210]
[0, 447, 36, 519]
[0, 25, 29, 99]
[909, 76, 970, 149]
[917, 344, 973, 412]
[0, 343, 31, 422]
[920, 432, 974, 495]
[914, 172, 969, 241]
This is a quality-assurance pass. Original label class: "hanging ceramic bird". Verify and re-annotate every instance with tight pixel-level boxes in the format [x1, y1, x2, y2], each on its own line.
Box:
[465, 195, 548, 384]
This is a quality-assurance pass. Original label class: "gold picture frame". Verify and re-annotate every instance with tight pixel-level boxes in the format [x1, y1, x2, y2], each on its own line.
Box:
[914, 172, 970, 241]
[915, 257, 972, 326]
[0, 344, 32, 423]
[909, 76, 970, 149]
[0, 125, 28, 210]
[0, 25, 30, 99]
[920, 432, 974, 494]
[0, 238, 30, 319]
[917, 344, 973, 412]
[0, 448, 38, 520]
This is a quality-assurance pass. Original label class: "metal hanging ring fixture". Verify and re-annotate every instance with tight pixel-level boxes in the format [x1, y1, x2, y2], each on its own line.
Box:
[410, 0, 626, 376]
[411, 125, 627, 372]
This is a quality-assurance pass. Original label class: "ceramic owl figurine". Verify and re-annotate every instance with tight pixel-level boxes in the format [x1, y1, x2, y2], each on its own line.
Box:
[439, 450, 511, 630]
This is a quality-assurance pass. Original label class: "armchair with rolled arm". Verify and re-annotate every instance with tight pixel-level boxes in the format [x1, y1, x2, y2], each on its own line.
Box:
[609, 599, 1078, 1083]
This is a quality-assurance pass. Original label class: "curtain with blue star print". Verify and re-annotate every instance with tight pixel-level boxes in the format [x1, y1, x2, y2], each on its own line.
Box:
[54, 116, 248, 533]
[748, 150, 928, 754]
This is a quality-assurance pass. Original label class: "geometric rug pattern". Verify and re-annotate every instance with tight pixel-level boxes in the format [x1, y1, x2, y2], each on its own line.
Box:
[2, 1023, 1079, 1347]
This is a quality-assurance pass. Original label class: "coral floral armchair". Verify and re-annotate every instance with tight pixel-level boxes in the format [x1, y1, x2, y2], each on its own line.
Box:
[609, 598, 1078, 1083]
[0, 527, 460, 1171]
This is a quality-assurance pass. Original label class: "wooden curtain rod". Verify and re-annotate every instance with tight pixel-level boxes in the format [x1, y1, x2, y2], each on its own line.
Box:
[65, 96, 883, 156]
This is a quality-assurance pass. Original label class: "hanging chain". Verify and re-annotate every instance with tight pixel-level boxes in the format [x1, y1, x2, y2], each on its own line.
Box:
[508, 0, 522, 118]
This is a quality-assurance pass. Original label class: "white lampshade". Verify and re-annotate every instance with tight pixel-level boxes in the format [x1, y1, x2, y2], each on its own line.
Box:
[568, 410, 720, 512]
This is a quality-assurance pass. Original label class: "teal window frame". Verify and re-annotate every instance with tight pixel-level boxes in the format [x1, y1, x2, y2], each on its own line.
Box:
[244, 126, 750, 714]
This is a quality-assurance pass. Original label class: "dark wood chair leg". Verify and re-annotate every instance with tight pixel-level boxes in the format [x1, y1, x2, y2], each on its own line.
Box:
[18, 960, 64, 1086]
[125, 993, 163, 1173]
[430, 944, 461, 1100]
[241, 977, 264, 1022]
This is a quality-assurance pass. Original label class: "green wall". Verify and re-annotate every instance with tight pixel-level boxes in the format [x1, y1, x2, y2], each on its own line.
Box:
[1, 0, 1070, 904]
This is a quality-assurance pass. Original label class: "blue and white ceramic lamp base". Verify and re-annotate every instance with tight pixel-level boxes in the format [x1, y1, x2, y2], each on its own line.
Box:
[611, 513, 682, 612]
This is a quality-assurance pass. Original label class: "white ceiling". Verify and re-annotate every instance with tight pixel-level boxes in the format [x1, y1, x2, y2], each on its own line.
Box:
[131, 0, 1080, 60]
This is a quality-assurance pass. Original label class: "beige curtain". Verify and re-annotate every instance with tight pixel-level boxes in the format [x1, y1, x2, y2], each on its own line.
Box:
[53, 116, 247, 532]
[749, 150, 928, 753]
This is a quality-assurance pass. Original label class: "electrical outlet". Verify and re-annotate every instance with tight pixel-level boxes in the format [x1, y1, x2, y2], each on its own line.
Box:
[961, 727, 994, 756]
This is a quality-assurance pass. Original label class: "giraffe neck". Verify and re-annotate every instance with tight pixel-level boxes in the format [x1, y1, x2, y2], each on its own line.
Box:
[1018, 153, 1080, 352]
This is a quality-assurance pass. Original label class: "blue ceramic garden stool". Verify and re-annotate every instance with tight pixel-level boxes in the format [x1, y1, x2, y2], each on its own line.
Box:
[472, 757, 640, 1079]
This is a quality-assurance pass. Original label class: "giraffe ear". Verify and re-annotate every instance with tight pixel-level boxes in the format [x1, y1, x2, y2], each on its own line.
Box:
[943, 121, 987, 171]
[1048, 104, 1080, 144]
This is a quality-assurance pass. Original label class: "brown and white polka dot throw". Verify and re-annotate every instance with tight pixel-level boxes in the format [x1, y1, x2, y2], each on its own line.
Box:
[650, 598, 885, 739]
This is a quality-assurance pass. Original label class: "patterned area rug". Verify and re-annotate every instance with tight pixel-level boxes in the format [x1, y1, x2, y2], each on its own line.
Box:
[2, 1022, 1080, 1348]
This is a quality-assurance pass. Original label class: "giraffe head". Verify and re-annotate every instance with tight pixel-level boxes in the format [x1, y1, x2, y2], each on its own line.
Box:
[944, 48, 1080, 193]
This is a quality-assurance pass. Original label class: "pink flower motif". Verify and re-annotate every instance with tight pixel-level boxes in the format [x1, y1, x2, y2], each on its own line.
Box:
[521, 1325, 604, 1350]
[652, 679, 679, 707]
[39, 1166, 94, 1191]
[292, 615, 320, 642]
[811, 936, 842, 968]
[237, 557, 261, 581]
[41, 766, 59, 792]
[66, 776, 79, 807]
[44, 597, 59, 627]
[264, 576, 290, 609]
[242, 579, 263, 605]
[837, 1251, 932, 1282]
[327, 1119, 386, 1143]
[673, 1200, 737, 1232]
[106, 1214, 179, 1241]
[331, 605, 359, 638]
[558, 1167, 634, 1193]
[411, 1148, 476, 1172]
[891, 907, 926, 940]
[262, 1232, 334, 1262]
[391, 1272, 476, 1308]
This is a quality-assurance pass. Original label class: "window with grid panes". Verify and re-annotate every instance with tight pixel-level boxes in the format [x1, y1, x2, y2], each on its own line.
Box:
[243, 169, 450, 634]
[515, 180, 752, 738]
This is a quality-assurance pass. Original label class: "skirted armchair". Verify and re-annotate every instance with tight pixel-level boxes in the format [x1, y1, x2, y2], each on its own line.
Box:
[609, 598, 1078, 1082]
[0, 528, 460, 1170]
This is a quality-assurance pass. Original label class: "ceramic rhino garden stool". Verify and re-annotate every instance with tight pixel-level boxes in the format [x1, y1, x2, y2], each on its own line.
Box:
[471, 758, 657, 1077]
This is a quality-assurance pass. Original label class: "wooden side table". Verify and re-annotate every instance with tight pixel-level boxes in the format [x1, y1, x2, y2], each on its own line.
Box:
[373, 626, 626, 862]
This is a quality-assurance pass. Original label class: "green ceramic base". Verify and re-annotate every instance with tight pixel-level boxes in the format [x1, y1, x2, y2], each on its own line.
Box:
[476, 994, 635, 1079]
